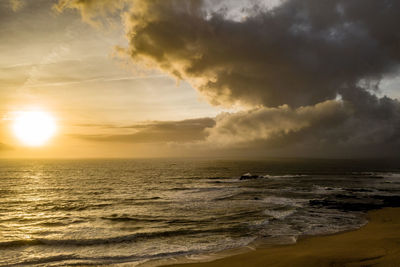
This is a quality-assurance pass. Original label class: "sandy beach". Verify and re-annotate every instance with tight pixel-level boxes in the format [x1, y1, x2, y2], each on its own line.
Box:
[165, 207, 400, 267]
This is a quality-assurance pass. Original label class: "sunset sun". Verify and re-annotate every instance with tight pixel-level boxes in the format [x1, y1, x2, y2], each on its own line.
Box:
[12, 111, 57, 147]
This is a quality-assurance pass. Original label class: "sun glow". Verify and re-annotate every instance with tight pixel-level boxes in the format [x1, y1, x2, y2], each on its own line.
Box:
[12, 110, 57, 147]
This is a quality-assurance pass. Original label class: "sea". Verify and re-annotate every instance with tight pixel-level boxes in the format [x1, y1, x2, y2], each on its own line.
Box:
[0, 158, 399, 266]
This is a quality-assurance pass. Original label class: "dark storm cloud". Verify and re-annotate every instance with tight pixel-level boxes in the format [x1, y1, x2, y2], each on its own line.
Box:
[72, 118, 215, 143]
[120, 0, 400, 108]
[58, 0, 400, 156]
[208, 95, 400, 157]
[55, 0, 400, 105]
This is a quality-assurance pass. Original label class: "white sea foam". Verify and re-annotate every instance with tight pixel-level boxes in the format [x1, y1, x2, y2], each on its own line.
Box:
[263, 209, 296, 220]
[262, 174, 307, 179]
[262, 196, 307, 207]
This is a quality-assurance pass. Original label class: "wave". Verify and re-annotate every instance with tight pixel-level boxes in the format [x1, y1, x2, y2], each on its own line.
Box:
[262, 196, 306, 207]
[0, 227, 244, 249]
[312, 185, 344, 194]
[3, 243, 249, 267]
[262, 174, 308, 179]
[3, 249, 204, 267]
[3, 254, 76, 267]
[48, 202, 113, 212]
[101, 216, 161, 223]
[263, 208, 296, 220]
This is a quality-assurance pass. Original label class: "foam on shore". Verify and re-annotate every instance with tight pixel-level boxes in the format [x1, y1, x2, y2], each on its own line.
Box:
[159, 207, 400, 267]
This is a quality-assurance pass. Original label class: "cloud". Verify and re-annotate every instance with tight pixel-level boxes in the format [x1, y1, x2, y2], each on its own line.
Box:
[58, 0, 400, 157]
[207, 95, 400, 157]
[208, 100, 348, 145]
[120, 0, 400, 108]
[54, 0, 126, 26]
[71, 95, 400, 157]
[72, 117, 215, 143]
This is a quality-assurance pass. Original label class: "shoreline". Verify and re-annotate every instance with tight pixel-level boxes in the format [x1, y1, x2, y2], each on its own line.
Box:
[155, 207, 400, 267]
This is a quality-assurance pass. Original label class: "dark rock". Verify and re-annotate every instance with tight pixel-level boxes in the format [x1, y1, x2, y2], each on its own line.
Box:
[240, 173, 260, 180]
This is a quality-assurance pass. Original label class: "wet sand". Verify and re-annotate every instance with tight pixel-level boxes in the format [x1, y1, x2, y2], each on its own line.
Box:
[164, 207, 400, 267]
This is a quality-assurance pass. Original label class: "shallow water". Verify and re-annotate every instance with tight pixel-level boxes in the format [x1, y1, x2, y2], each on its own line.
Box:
[0, 158, 399, 266]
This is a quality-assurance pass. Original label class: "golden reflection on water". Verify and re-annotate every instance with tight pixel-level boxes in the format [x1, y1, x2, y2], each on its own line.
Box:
[7, 163, 51, 240]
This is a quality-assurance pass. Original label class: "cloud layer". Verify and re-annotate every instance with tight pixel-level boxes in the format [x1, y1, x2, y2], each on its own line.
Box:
[208, 94, 400, 157]
[73, 118, 215, 143]
[122, 0, 400, 108]
[58, 0, 400, 157]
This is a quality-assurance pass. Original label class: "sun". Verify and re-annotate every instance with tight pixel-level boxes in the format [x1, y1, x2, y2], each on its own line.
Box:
[12, 110, 57, 147]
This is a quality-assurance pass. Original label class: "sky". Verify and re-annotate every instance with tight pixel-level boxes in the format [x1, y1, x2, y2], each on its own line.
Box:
[1, 0, 400, 158]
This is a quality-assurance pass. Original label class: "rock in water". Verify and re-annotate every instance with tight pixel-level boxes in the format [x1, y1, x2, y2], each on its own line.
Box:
[240, 173, 260, 180]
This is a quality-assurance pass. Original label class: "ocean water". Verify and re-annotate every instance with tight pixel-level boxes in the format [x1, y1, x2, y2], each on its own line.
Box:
[0, 158, 399, 266]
